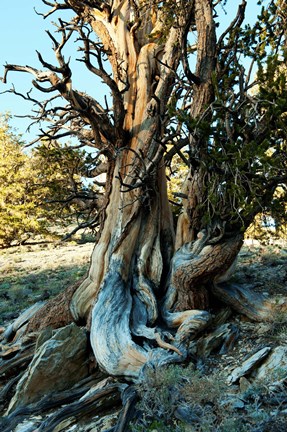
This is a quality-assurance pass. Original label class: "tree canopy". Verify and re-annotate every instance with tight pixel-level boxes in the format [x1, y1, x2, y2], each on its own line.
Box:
[0, 115, 48, 247]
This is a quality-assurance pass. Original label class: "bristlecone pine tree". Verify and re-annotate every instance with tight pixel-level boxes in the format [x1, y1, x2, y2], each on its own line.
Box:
[1, 0, 287, 429]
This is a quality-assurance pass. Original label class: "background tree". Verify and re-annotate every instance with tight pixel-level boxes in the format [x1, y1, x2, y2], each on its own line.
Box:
[171, 0, 287, 306]
[0, 114, 100, 247]
[0, 115, 50, 247]
[0, 0, 286, 422]
[33, 140, 105, 239]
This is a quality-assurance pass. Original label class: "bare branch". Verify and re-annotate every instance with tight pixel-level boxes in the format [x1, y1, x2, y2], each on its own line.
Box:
[61, 217, 99, 241]
[165, 138, 190, 166]
[76, 24, 125, 133]
[35, 0, 70, 19]
[2, 64, 57, 85]
[0, 85, 42, 107]
[217, 0, 247, 51]
[84, 161, 108, 178]
[181, 2, 201, 86]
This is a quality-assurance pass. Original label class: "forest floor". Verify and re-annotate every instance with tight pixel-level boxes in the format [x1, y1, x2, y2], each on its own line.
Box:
[0, 239, 287, 431]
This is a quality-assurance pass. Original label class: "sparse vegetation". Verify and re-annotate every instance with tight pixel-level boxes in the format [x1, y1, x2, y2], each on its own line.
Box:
[268, 311, 287, 339]
[132, 361, 287, 432]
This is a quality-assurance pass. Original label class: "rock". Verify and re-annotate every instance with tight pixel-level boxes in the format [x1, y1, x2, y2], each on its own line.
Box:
[227, 347, 271, 384]
[255, 346, 287, 381]
[174, 404, 199, 424]
[6, 323, 89, 413]
[231, 398, 245, 409]
[35, 326, 53, 350]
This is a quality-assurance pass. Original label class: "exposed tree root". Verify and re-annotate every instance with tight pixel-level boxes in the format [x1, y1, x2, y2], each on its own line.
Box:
[37, 378, 121, 432]
[0, 347, 35, 380]
[170, 233, 244, 311]
[212, 281, 287, 322]
[113, 386, 139, 432]
[0, 377, 120, 432]
[1, 229, 285, 431]
[26, 278, 85, 333]
[0, 372, 24, 412]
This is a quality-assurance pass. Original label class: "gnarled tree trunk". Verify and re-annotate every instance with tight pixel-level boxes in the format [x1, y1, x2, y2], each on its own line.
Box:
[59, 0, 249, 378]
[71, 159, 177, 377]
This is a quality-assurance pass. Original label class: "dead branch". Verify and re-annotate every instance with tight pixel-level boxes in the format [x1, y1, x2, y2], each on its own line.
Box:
[76, 24, 125, 134]
[35, 0, 71, 19]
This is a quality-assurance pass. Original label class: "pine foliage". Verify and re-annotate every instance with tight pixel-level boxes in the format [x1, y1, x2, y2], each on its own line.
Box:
[0, 115, 95, 247]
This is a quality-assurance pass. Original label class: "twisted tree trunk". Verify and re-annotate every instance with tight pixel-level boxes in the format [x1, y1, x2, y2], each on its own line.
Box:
[71, 159, 177, 377]
[5, 0, 263, 379]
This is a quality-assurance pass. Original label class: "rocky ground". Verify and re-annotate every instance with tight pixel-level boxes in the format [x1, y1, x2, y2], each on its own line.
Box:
[0, 240, 286, 431]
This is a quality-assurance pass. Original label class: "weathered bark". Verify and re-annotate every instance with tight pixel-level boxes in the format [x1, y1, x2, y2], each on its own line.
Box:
[113, 386, 139, 432]
[173, 0, 246, 314]
[2, 302, 44, 342]
[212, 282, 284, 322]
[27, 279, 84, 333]
[0, 347, 35, 379]
[176, 0, 217, 247]
[70, 159, 180, 378]
[170, 233, 244, 311]
[0, 377, 121, 432]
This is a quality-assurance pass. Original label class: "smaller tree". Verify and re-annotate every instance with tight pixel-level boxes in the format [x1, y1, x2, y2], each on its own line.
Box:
[0, 115, 48, 247]
[0, 115, 100, 247]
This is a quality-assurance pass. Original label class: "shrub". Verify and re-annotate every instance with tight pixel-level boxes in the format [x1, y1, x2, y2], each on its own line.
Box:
[131, 362, 287, 432]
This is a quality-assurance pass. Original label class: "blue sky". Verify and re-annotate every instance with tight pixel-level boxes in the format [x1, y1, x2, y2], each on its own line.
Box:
[0, 1, 260, 142]
[0, 1, 104, 141]
[0, 2, 52, 137]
